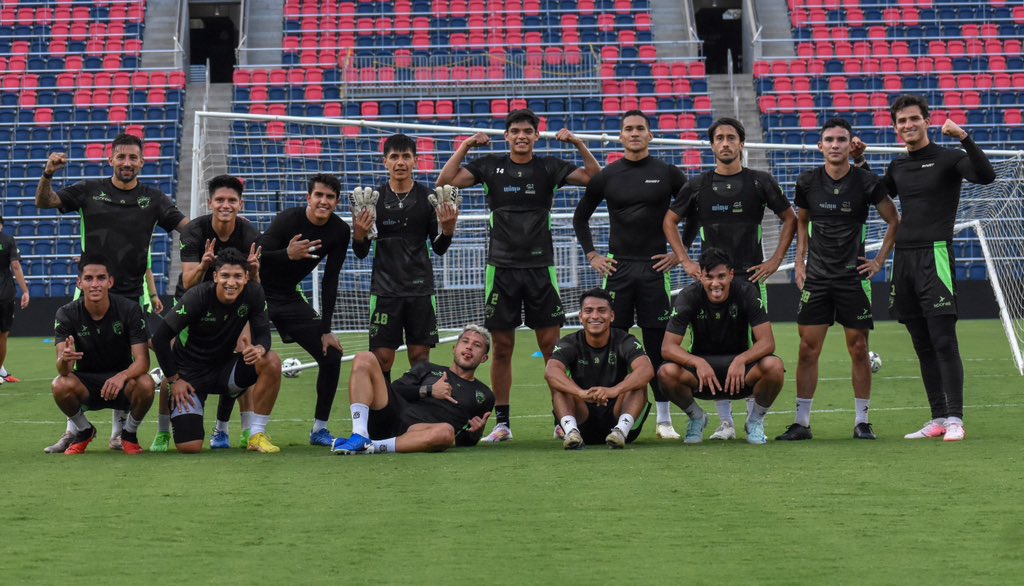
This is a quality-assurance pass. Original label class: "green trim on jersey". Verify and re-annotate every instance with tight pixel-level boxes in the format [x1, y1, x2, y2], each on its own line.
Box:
[178, 326, 189, 348]
[934, 241, 954, 295]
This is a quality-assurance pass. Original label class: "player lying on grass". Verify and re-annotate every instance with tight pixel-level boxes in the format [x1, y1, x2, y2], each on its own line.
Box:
[658, 247, 785, 445]
[51, 254, 155, 455]
[331, 324, 495, 455]
[152, 249, 283, 454]
[545, 288, 654, 449]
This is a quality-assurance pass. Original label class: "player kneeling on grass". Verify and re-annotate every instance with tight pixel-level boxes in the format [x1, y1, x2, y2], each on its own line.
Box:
[545, 288, 653, 449]
[657, 247, 785, 445]
[152, 249, 282, 454]
[51, 254, 155, 455]
[331, 324, 495, 455]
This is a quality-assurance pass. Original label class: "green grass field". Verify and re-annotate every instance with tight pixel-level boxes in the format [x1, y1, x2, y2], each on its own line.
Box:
[1, 320, 1021, 584]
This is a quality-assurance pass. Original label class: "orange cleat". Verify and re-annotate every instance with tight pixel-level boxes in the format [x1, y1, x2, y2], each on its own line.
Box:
[64, 425, 97, 455]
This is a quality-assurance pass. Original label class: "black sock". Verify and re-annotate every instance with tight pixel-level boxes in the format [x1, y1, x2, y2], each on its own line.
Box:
[120, 429, 138, 443]
[495, 405, 510, 427]
[927, 315, 964, 419]
[641, 327, 667, 402]
[905, 318, 949, 419]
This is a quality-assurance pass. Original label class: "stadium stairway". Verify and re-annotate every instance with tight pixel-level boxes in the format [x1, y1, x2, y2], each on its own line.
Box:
[239, 0, 285, 66]
[141, 0, 180, 68]
[755, 0, 796, 58]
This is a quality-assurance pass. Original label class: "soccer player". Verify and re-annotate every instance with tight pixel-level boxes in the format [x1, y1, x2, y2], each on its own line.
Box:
[881, 95, 995, 442]
[436, 108, 600, 442]
[658, 247, 785, 444]
[152, 249, 282, 453]
[37, 133, 188, 453]
[662, 117, 796, 440]
[777, 118, 900, 441]
[150, 174, 262, 452]
[51, 255, 155, 454]
[331, 324, 495, 455]
[0, 216, 29, 384]
[573, 110, 687, 440]
[259, 173, 350, 446]
[545, 289, 654, 449]
[352, 134, 457, 376]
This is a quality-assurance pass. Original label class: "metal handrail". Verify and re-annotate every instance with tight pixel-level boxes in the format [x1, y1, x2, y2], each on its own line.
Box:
[171, 0, 187, 69]
[236, 0, 248, 67]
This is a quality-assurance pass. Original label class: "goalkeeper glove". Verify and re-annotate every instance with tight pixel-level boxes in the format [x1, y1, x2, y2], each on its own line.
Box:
[428, 184, 462, 212]
[350, 186, 380, 240]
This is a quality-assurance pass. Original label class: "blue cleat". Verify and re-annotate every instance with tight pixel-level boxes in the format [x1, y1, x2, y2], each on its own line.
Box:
[683, 413, 708, 444]
[309, 428, 335, 447]
[210, 430, 231, 450]
[745, 420, 768, 445]
[331, 433, 373, 455]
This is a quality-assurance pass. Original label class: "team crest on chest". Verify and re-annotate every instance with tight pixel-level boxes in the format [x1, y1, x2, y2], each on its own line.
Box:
[138, 196, 151, 208]
[113, 321, 124, 335]
[237, 303, 249, 318]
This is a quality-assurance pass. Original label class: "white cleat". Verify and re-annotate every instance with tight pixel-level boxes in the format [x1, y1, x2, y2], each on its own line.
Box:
[709, 421, 736, 441]
[943, 421, 966, 442]
[481, 423, 513, 443]
[655, 422, 681, 440]
[904, 419, 947, 439]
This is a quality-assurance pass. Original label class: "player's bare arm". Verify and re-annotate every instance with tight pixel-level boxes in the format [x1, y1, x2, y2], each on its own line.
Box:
[663, 209, 700, 278]
[749, 206, 797, 283]
[11, 260, 28, 309]
[794, 208, 810, 290]
[544, 357, 588, 398]
[556, 128, 601, 185]
[55, 337, 83, 376]
[437, 132, 489, 188]
[588, 355, 654, 404]
[100, 342, 150, 401]
[858, 197, 900, 279]
[727, 322, 776, 395]
[37, 152, 68, 209]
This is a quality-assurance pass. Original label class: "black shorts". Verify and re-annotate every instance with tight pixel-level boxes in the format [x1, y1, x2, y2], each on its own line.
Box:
[484, 265, 564, 330]
[680, 355, 759, 401]
[889, 243, 958, 321]
[603, 258, 671, 329]
[578, 400, 651, 445]
[797, 278, 874, 329]
[268, 291, 322, 343]
[367, 384, 413, 441]
[0, 300, 13, 333]
[74, 371, 132, 412]
[179, 354, 258, 403]
[369, 295, 439, 349]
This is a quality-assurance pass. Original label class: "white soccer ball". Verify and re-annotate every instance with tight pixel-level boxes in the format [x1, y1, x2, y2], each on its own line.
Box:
[282, 357, 302, 378]
[149, 367, 164, 386]
[869, 351, 882, 374]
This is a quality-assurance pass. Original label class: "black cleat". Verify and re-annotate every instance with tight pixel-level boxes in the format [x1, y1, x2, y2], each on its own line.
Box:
[853, 422, 876, 440]
[775, 423, 813, 441]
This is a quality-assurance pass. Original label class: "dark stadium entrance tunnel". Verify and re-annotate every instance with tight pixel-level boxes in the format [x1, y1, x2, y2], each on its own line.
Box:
[695, 1, 743, 75]
[190, 2, 240, 83]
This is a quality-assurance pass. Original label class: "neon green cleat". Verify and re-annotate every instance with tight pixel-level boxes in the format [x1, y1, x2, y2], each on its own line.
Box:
[149, 431, 171, 452]
[238, 428, 251, 449]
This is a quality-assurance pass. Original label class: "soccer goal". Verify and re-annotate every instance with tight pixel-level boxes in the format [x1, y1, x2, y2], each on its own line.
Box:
[190, 111, 1024, 375]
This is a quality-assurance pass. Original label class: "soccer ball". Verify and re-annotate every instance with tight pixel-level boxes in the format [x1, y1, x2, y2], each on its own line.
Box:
[869, 351, 882, 374]
[149, 367, 164, 386]
[282, 357, 302, 378]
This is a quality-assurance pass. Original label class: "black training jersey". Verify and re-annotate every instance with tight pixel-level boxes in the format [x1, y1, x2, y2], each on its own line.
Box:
[0, 232, 21, 302]
[573, 155, 687, 261]
[259, 207, 350, 333]
[670, 169, 791, 271]
[666, 279, 768, 356]
[352, 181, 452, 296]
[56, 178, 185, 298]
[153, 281, 271, 379]
[391, 361, 495, 444]
[795, 166, 887, 281]
[174, 214, 261, 298]
[551, 328, 647, 389]
[464, 154, 577, 267]
[53, 295, 148, 374]
[882, 138, 996, 248]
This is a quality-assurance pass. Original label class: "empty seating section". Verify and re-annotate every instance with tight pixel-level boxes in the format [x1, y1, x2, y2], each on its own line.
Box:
[755, 0, 1023, 282]
[232, 0, 714, 211]
[0, 1, 186, 296]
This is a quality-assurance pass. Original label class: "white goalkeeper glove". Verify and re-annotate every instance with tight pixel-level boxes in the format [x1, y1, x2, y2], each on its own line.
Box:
[350, 186, 380, 240]
[428, 184, 462, 212]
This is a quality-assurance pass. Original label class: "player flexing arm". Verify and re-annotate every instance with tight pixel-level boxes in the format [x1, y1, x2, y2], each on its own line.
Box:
[877, 95, 995, 442]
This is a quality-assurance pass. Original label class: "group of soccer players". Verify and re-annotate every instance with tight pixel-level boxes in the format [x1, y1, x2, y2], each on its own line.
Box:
[26, 91, 995, 456]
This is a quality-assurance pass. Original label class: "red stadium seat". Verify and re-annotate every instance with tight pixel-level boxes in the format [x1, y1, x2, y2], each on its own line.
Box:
[799, 112, 818, 129]
[1005, 109, 1023, 126]
[488, 100, 507, 119]
[758, 95, 777, 113]
[85, 144, 106, 161]
[678, 113, 696, 131]
[774, 77, 793, 93]
[874, 110, 891, 128]
[416, 100, 435, 119]
[324, 102, 343, 118]
[109, 106, 127, 124]
[34, 108, 54, 125]
[436, 100, 454, 120]
[658, 114, 678, 131]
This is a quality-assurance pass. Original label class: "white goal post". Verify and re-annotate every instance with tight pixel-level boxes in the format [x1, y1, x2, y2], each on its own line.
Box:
[189, 110, 1024, 375]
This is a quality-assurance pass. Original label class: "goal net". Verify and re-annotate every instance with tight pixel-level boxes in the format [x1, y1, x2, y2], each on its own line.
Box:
[190, 111, 1024, 374]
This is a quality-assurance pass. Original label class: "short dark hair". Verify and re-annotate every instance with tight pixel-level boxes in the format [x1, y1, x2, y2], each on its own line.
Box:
[111, 133, 143, 152]
[820, 117, 853, 138]
[78, 253, 113, 276]
[621, 109, 651, 129]
[578, 287, 614, 307]
[208, 174, 244, 199]
[212, 247, 250, 274]
[890, 94, 930, 123]
[707, 117, 746, 143]
[382, 133, 417, 156]
[307, 173, 341, 198]
[699, 247, 734, 273]
[505, 109, 540, 131]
